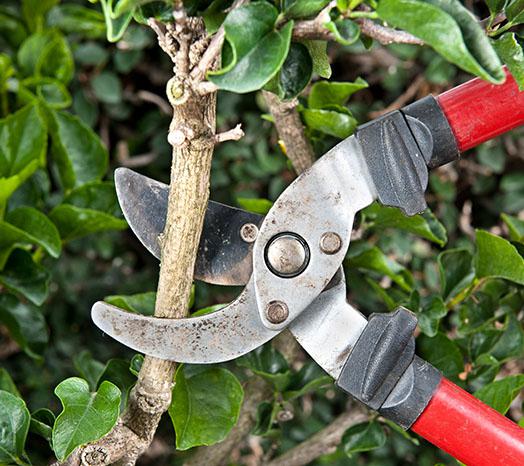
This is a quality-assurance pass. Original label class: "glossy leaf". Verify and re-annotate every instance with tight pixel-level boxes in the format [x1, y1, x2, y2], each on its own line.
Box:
[105, 292, 156, 315]
[438, 248, 474, 301]
[238, 345, 291, 392]
[47, 5, 106, 39]
[0, 390, 30, 465]
[475, 230, 524, 285]
[0, 105, 46, 211]
[362, 203, 447, 246]
[342, 421, 386, 456]
[284, 0, 331, 19]
[237, 197, 273, 215]
[308, 78, 368, 109]
[418, 332, 463, 379]
[0, 249, 50, 306]
[303, 40, 331, 78]
[377, 0, 504, 84]
[100, 0, 134, 42]
[208, 3, 293, 93]
[493, 33, 524, 90]
[348, 246, 413, 291]
[507, 0, 524, 24]
[302, 107, 357, 138]
[6, 207, 61, 258]
[284, 362, 332, 400]
[73, 351, 105, 391]
[97, 359, 137, 410]
[18, 31, 74, 84]
[475, 375, 524, 414]
[170, 365, 243, 450]
[114, 0, 159, 17]
[0, 294, 48, 360]
[502, 213, 524, 242]
[265, 42, 313, 100]
[324, 18, 361, 46]
[417, 295, 448, 337]
[52, 378, 121, 462]
[92, 71, 123, 104]
[21, 0, 58, 32]
[30, 408, 55, 442]
[0, 368, 21, 397]
[48, 109, 108, 190]
[50, 204, 127, 242]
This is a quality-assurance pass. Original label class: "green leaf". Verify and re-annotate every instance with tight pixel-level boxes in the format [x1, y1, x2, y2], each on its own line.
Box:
[417, 332, 463, 379]
[417, 295, 448, 337]
[170, 365, 243, 450]
[502, 213, 524, 242]
[6, 207, 61, 258]
[475, 375, 524, 414]
[265, 42, 313, 100]
[238, 345, 291, 392]
[52, 378, 121, 462]
[485, 0, 506, 15]
[0, 390, 30, 464]
[208, 3, 293, 93]
[22, 0, 59, 33]
[237, 197, 273, 215]
[50, 204, 127, 242]
[376, 0, 504, 84]
[324, 18, 361, 45]
[0, 104, 46, 211]
[302, 107, 357, 138]
[438, 248, 474, 301]
[302, 40, 331, 78]
[507, 0, 524, 24]
[48, 110, 108, 190]
[493, 33, 524, 90]
[342, 421, 386, 456]
[0, 9, 28, 48]
[0, 294, 48, 360]
[253, 400, 280, 436]
[30, 408, 55, 442]
[0, 249, 50, 306]
[308, 78, 368, 109]
[73, 351, 105, 391]
[92, 71, 123, 104]
[348, 246, 413, 291]
[114, 0, 158, 17]
[105, 292, 156, 315]
[362, 203, 447, 246]
[47, 5, 106, 39]
[100, 0, 134, 42]
[23, 77, 72, 109]
[475, 230, 524, 285]
[97, 359, 137, 410]
[18, 30, 74, 84]
[284, 0, 331, 19]
[283, 362, 332, 400]
[0, 368, 21, 398]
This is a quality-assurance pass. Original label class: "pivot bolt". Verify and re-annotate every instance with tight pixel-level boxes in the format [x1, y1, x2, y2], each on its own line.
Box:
[240, 223, 258, 243]
[265, 233, 310, 278]
[319, 232, 342, 255]
[266, 301, 289, 324]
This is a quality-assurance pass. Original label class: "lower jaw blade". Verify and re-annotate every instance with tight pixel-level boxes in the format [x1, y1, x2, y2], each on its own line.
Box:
[91, 280, 279, 363]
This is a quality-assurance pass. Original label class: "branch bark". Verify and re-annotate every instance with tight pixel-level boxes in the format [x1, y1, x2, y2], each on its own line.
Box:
[265, 406, 369, 466]
[59, 14, 218, 466]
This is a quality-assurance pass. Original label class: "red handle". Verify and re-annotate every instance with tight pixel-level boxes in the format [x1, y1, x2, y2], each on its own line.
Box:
[437, 69, 524, 151]
[411, 378, 524, 466]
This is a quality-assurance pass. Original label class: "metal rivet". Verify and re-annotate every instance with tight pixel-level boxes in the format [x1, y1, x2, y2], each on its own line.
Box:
[240, 223, 258, 243]
[266, 301, 289, 324]
[319, 232, 342, 255]
[265, 233, 310, 278]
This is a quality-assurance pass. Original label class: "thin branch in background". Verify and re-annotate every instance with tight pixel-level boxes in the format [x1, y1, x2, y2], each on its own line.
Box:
[116, 140, 158, 168]
[136, 90, 172, 115]
[369, 74, 427, 118]
[265, 406, 369, 466]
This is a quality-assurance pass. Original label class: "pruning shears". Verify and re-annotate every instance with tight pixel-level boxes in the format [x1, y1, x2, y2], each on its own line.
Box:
[92, 70, 524, 466]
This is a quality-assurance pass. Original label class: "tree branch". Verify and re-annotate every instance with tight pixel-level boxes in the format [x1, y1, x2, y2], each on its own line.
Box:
[59, 14, 218, 466]
[265, 406, 369, 466]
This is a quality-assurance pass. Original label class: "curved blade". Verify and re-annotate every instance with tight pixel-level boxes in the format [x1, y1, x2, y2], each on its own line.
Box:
[91, 279, 279, 363]
[115, 168, 263, 286]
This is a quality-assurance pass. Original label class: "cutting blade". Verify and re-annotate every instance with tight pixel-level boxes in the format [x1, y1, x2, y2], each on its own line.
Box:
[115, 168, 263, 286]
[92, 279, 279, 363]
